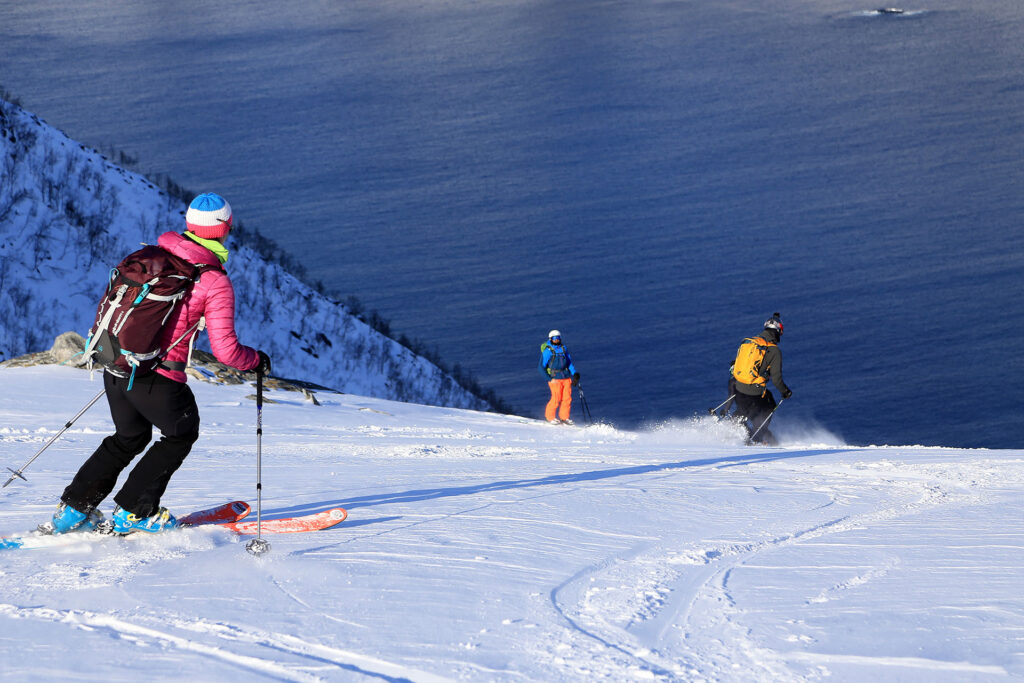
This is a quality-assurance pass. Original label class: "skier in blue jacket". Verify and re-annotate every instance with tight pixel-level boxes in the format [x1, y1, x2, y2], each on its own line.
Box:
[539, 330, 579, 424]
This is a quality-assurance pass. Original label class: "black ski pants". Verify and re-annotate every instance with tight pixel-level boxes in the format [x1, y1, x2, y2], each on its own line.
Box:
[61, 371, 200, 518]
[733, 390, 777, 444]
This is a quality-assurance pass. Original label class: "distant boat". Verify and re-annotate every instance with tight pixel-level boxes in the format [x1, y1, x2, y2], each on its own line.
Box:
[876, 7, 906, 13]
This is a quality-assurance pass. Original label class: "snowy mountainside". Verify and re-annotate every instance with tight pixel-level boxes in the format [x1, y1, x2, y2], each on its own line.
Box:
[0, 98, 488, 410]
[1, 365, 1022, 681]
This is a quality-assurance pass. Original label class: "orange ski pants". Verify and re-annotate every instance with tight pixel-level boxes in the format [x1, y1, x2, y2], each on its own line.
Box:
[546, 379, 573, 421]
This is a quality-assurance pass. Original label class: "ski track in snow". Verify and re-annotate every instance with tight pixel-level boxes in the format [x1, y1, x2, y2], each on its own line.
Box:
[545, 458, 1010, 680]
[2, 369, 1023, 680]
[4, 449, 1014, 681]
[0, 603, 449, 682]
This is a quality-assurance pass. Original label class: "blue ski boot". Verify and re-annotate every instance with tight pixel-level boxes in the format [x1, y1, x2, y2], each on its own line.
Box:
[112, 506, 179, 535]
[41, 502, 104, 535]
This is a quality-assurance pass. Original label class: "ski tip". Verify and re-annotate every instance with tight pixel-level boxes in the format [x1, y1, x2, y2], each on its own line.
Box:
[326, 507, 348, 526]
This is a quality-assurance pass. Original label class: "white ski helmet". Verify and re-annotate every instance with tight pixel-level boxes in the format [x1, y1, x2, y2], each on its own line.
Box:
[548, 330, 562, 339]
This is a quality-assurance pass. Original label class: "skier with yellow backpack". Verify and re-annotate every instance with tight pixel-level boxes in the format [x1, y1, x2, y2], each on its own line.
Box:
[729, 313, 791, 445]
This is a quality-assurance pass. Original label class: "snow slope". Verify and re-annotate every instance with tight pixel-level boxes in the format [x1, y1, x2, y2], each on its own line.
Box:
[1, 365, 1022, 681]
[0, 99, 488, 411]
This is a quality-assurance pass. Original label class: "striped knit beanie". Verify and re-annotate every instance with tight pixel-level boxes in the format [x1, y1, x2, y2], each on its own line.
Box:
[185, 193, 233, 239]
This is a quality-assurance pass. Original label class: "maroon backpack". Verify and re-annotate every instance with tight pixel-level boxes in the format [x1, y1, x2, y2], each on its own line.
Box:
[82, 245, 217, 388]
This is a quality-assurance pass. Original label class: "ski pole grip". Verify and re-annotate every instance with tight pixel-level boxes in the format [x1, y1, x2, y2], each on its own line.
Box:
[256, 367, 264, 409]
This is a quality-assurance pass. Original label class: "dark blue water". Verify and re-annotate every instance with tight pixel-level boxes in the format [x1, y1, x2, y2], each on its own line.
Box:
[2, 1, 1022, 447]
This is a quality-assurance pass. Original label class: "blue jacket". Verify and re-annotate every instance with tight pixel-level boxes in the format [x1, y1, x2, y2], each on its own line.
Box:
[539, 342, 576, 381]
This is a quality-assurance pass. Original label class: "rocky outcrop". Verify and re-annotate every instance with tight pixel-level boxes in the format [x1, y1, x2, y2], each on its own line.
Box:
[0, 331, 86, 367]
[1, 332, 324, 405]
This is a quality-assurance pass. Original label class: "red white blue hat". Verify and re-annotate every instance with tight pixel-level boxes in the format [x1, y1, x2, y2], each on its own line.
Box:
[185, 193, 233, 239]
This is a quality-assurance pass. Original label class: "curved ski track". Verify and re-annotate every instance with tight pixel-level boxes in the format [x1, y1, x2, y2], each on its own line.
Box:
[546, 459, 989, 681]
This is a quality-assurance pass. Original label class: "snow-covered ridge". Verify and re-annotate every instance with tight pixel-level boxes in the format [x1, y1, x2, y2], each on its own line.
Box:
[0, 98, 489, 410]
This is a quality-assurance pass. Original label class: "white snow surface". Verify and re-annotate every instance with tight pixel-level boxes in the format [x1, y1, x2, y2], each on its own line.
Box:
[1, 365, 1022, 681]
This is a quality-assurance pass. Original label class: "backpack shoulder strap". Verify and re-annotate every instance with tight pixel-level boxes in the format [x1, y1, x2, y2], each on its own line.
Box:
[743, 336, 775, 349]
[197, 259, 225, 273]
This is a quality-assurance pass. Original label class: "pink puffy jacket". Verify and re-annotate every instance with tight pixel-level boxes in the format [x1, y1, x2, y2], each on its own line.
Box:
[154, 231, 260, 383]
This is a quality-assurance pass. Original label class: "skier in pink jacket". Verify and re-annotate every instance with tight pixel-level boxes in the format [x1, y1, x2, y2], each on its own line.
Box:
[50, 193, 271, 535]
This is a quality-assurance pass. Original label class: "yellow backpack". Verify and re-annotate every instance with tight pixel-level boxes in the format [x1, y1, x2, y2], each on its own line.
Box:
[731, 337, 775, 388]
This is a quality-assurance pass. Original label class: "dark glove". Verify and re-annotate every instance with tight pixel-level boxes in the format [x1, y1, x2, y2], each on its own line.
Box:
[781, 388, 792, 400]
[572, 372, 581, 387]
[256, 350, 272, 375]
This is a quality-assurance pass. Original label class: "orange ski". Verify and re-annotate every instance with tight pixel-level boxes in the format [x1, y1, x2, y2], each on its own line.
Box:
[219, 507, 347, 535]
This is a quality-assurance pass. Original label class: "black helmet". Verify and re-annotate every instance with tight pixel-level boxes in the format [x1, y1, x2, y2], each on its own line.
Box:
[763, 312, 783, 336]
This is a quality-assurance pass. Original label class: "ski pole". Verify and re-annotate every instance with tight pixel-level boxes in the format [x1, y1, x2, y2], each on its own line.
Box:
[577, 386, 594, 425]
[709, 394, 736, 416]
[3, 388, 106, 488]
[246, 367, 271, 556]
[748, 399, 784, 444]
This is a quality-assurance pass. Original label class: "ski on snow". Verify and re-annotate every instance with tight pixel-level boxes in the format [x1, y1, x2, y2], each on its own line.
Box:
[0, 500, 347, 551]
[181, 500, 348, 534]
[0, 500, 249, 550]
[220, 507, 347, 534]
